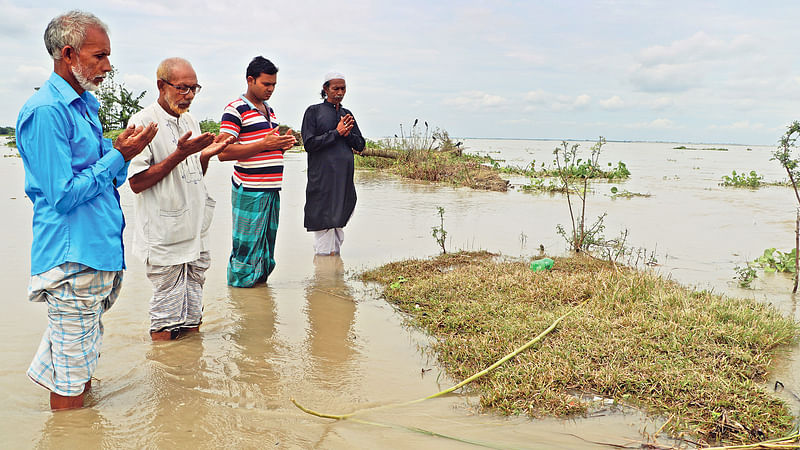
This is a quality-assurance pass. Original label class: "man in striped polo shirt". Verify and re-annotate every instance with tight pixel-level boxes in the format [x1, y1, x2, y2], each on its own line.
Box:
[217, 56, 296, 287]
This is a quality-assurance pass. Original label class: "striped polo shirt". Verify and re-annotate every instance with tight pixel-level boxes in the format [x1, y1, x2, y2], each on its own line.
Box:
[220, 96, 283, 191]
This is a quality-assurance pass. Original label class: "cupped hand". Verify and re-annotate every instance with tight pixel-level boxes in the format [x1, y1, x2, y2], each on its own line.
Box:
[114, 122, 158, 161]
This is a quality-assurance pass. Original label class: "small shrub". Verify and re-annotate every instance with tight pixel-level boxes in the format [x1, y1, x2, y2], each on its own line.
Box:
[720, 170, 763, 188]
[734, 264, 758, 288]
[431, 206, 447, 254]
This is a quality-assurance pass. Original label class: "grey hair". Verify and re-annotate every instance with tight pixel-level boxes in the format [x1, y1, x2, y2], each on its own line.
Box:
[44, 10, 108, 60]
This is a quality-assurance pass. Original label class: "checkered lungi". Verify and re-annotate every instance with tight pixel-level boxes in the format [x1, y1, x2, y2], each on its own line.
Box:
[146, 251, 210, 332]
[27, 262, 122, 396]
[227, 185, 280, 287]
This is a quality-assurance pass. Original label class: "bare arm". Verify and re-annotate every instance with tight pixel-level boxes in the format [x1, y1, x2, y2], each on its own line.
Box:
[128, 131, 215, 193]
[200, 134, 234, 173]
[217, 130, 296, 161]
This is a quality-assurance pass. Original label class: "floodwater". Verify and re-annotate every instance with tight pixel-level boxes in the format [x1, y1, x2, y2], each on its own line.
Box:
[2, 138, 800, 449]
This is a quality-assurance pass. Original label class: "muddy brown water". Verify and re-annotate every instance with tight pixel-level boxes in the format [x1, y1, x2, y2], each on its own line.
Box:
[2, 139, 800, 448]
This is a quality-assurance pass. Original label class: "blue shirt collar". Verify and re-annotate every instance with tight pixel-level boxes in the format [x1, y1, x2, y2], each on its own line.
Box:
[48, 72, 100, 111]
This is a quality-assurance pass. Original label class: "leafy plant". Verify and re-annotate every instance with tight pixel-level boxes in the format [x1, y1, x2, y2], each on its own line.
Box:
[554, 137, 609, 252]
[771, 121, 800, 291]
[734, 264, 758, 288]
[431, 206, 447, 254]
[752, 248, 797, 273]
[389, 275, 407, 289]
[199, 119, 220, 134]
[720, 170, 763, 188]
[96, 66, 145, 131]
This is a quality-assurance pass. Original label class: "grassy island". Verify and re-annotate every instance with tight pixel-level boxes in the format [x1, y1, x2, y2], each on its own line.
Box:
[361, 251, 799, 446]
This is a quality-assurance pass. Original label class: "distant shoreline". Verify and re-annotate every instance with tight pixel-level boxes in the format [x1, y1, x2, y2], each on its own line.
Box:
[459, 137, 771, 147]
[370, 135, 770, 147]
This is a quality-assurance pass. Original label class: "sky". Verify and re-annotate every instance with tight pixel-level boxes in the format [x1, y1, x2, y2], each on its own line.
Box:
[2, 0, 800, 145]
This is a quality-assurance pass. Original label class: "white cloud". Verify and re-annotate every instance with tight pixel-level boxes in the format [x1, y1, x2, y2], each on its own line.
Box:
[630, 31, 761, 93]
[443, 91, 508, 109]
[708, 121, 765, 131]
[504, 50, 546, 65]
[524, 90, 547, 103]
[638, 31, 757, 65]
[523, 90, 590, 111]
[600, 95, 624, 110]
[627, 118, 677, 129]
[649, 97, 675, 110]
[574, 94, 591, 107]
[629, 62, 698, 92]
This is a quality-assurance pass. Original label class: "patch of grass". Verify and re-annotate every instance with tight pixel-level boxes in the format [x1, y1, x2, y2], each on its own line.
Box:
[103, 129, 125, 141]
[674, 146, 729, 151]
[355, 149, 509, 191]
[519, 177, 568, 193]
[610, 186, 651, 198]
[361, 252, 799, 445]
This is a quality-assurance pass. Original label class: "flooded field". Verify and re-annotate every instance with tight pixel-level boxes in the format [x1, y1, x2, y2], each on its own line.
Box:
[2, 138, 799, 448]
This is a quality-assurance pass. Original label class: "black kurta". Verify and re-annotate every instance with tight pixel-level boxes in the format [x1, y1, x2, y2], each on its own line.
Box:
[301, 101, 365, 231]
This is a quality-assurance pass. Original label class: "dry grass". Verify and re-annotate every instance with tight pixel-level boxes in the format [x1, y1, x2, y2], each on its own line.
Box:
[355, 150, 510, 192]
[360, 252, 800, 445]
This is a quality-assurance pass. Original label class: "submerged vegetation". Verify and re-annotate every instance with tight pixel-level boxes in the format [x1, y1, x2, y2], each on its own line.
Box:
[753, 248, 797, 274]
[356, 121, 509, 191]
[719, 170, 789, 188]
[361, 251, 800, 446]
[674, 146, 729, 151]
[720, 170, 763, 188]
[356, 122, 634, 194]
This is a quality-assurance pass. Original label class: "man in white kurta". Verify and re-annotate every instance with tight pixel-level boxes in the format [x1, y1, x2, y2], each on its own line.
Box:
[128, 58, 231, 340]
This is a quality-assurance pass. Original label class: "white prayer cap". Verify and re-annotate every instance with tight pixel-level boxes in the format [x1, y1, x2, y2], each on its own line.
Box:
[323, 71, 345, 84]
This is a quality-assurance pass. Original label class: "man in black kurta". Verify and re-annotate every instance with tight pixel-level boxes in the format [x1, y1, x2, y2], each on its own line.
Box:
[301, 72, 365, 255]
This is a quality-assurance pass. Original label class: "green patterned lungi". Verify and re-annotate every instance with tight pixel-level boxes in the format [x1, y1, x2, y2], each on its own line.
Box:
[228, 185, 280, 287]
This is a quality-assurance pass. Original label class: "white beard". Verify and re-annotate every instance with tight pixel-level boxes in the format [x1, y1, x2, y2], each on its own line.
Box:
[71, 64, 102, 92]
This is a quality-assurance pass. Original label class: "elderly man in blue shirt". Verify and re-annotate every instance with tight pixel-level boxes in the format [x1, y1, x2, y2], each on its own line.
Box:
[16, 10, 156, 410]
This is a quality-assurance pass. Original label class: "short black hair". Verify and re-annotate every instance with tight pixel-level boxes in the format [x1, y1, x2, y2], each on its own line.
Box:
[246, 56, 278, 79]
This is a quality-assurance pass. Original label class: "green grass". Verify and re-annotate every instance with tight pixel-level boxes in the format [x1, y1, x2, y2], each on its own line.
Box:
[361, 252, 800, 445]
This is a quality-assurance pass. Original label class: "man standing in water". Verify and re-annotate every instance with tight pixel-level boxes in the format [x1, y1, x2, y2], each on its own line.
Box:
[17, 10, 157, 409]
[301, 72, 365, 255]
[128, 58, 232, 341]
[216, 56, 296, 287]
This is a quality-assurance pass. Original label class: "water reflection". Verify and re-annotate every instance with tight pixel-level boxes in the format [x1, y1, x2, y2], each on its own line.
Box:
[219, 286, 281, 410]
[36, 406, 109, 449]
[304, 255, 357, 389]
[142, 333, 210, 446]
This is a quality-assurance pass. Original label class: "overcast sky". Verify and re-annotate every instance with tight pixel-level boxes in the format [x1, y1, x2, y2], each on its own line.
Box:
[2, 0, 800, 145]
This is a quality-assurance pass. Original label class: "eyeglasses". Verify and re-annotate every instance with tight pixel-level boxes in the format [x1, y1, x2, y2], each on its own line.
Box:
[161, 79, 202, 95]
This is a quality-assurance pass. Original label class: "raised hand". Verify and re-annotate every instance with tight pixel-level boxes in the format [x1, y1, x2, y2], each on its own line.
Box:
[200, 134, 235, 159]
[114, 122, 158, 161]
[336, 114, 354, 137]
[177, 131, 215, 156]
[261, 129, 297, 151]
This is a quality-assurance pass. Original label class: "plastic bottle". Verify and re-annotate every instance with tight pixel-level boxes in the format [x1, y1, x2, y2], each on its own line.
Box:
[529, 257, 554, 272]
